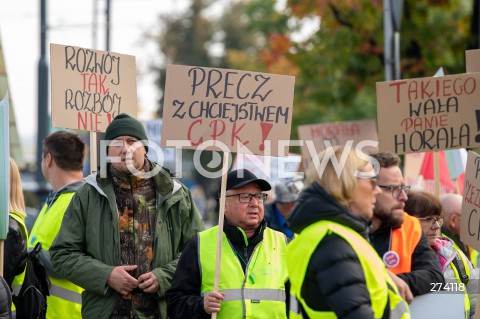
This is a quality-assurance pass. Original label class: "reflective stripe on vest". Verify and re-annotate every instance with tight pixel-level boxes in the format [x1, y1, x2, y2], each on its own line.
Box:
[202, 288, 285, 302]
[287, 220, 410, 319]
[391, 297, 410, 319]
[289, 293, 410, 319]
[50, 283, 82, 304]
[388, 213, 422, 274]
[199, 226, 288, 319]
[12, 284, 22, 296]
[289, 294, 302, 319]
[29, 192, 83, 318]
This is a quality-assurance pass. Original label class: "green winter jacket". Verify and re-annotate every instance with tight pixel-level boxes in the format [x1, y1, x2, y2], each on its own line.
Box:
[50, 161, 205, 319]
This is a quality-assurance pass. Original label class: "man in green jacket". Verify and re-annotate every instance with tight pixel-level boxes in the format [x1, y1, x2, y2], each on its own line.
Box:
[51, 114, 205, 319]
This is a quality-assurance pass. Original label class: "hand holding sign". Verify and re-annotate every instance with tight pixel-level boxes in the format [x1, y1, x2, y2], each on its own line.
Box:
[160, 64, 295, 319]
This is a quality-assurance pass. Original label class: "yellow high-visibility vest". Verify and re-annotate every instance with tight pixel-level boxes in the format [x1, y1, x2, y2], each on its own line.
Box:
[9, 211, 28, 316]
[199, 226, 288, 318]
[29, 192, 83, 318]
[287, 220, 410, 319]
[450, 241, 472, 319]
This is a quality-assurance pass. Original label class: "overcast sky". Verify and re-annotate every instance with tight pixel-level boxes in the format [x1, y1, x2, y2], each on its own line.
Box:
[0, 0, 188, 143]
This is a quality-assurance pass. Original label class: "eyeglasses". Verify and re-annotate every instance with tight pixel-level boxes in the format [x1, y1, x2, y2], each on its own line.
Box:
[378, 185, 410, 199]
[225, 193, 268, 204]
[356, 176, 379, 190]
[417, 216, 444, 226]
[354, 171, 379, 190]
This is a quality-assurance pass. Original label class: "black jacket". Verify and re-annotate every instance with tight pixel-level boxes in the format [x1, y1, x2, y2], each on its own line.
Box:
[166, 220, 288, 318]
[4, 216, 27, 288]
[287, 182, 379, 319]
[0, 276, 11, 319]
[369, 223, 444, 296]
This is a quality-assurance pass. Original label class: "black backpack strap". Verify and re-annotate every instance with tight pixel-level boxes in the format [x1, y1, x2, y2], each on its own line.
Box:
[451, 253, 470, 286]
[14, 241, 51, 319]
[32, 242, 42, 256]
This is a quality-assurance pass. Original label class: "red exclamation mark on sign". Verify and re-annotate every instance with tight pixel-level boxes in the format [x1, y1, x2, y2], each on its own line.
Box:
[259, 123, 273, 151]
[476, 110, 480, 143]
[107, 113, 113, 125]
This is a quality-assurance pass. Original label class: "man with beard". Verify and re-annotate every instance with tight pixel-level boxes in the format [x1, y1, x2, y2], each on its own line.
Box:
[368, 151, 444, 297]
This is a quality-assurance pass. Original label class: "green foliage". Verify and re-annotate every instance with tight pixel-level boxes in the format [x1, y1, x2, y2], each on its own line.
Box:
[153, 0, 215, 115]
[152, 0, 476, 144]
[284, 0, 474, 133]
[153, 0, 292, 115]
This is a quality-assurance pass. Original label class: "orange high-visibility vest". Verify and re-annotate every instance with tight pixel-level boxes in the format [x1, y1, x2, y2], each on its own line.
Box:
[387, 213, 422, 274]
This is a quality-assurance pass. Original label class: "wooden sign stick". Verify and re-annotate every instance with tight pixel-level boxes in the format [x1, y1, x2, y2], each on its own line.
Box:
[90, 131, 97, 174]
[0, 240, 3, 276]
[433, 151, 440, 198]
[212, 151, 230, 319]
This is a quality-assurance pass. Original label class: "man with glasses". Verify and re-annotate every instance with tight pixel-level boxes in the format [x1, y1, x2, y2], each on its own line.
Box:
[368, 151, 444, 298]
[166, 169, 289, 318]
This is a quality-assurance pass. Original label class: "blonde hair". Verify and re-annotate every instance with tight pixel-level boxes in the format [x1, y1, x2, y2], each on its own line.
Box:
[10, 157, 26, 215]
[306, 146, 369, 206]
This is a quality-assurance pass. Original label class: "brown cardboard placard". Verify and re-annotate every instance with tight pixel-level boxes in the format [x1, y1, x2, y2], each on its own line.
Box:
[377, 73, 480, 154]
[297, 119, 378, 170]
[466, 49, 480, 73]
[460, 151, 480, 252]
[160, 64, 295, 156]
[50, 43, 137, 132]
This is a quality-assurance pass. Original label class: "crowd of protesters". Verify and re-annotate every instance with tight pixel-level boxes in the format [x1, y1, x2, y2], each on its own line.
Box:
[2, 114, 478, 319]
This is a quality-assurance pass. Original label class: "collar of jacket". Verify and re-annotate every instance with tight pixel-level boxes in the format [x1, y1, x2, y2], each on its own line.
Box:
[45, 180, 84, 209]
[288, 182, 370, 238]
[223, 219, 266, 248]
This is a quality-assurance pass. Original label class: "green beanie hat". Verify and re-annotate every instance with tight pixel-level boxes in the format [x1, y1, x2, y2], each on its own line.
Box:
[105, 113, 148, 150]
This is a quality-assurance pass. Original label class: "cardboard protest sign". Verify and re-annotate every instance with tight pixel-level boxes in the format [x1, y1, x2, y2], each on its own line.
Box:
[297, 119, 378, 170]
[466, 49, 480, 73]
[377, 73, 480, 154]
[460, 151, 480, 251]
[50, 43, 137, 132]
[0, 92, 9, 240]
[161, 64, 295, 156]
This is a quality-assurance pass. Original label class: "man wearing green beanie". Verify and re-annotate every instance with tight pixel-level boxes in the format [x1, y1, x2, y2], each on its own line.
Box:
[51, 113, 205, 319]
[104, 113, 149, 151]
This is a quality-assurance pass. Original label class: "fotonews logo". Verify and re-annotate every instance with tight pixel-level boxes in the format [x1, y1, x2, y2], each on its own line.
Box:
[99, 139, 380, 179]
